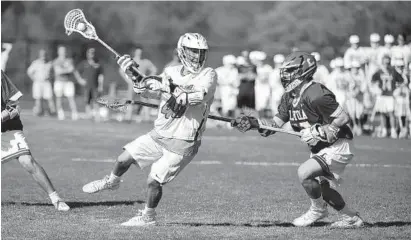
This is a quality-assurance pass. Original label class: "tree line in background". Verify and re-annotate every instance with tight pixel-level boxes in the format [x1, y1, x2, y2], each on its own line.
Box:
[2, 1, 411, 91]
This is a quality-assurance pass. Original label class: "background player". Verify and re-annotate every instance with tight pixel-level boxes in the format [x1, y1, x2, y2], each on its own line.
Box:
[1, 70, 70, 211]
[75, 47, 104, 121]
[27, 48, 56, 116]
[231, 52, 364, 228]
[82, 33, 217, 227]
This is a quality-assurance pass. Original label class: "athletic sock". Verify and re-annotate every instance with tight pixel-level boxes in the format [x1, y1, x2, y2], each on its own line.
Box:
[144, 205, 156, 216]
[108, 172, 120, 183]
[339, 205, 357, 217]
[310, 197, 326, 210]
[49, 191, 60, 203]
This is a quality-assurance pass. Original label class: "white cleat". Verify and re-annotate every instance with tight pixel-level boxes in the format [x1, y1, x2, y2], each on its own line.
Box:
[52, 199, 70, 211]
[121, 210, 157, 227]
[82, 175, 120, 194]
[293, 206, 328, 227]
[331, 213, 364, 228]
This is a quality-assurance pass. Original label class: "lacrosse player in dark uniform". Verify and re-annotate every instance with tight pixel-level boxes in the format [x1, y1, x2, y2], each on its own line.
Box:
[1, 70, 70, 211]
[231, 52, 364, 228]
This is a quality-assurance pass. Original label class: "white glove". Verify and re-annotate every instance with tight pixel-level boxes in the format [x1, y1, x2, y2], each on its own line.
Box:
[300, 124, 321, 146]
[117, 55, 141, 81]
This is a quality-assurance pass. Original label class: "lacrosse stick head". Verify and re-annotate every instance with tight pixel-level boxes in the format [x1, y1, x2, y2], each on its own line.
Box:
[64, 9, 98, 40]
[96, 97, 130, 112]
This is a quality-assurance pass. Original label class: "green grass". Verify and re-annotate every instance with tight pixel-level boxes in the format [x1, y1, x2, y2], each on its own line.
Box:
[2, 110, 411, 240]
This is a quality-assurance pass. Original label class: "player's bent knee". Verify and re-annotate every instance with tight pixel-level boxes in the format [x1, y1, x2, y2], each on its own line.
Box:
[117, 151, 135, 165]
[297, 165, 314, 183]
[147, 176, 161, 188]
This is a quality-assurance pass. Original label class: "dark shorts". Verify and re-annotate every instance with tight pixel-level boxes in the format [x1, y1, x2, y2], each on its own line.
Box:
[237, 81, 255, 109]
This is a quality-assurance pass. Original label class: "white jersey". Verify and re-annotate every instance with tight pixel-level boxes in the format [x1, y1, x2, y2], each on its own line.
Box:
[153, 65, 217, 141]
[312, 65, 330, 85]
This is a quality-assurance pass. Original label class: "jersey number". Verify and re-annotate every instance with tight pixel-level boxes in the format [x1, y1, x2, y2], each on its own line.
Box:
[161, 96, 187, 119]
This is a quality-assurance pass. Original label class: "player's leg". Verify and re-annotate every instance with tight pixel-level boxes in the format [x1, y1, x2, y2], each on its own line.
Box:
[43, 81, 56, 115]
[32, 81, 43, 116]
[84, 88, 93, 119]
[121, 149, 195, 226]
[82, 134, 162, 194]
[54, 81, 65, 120]
[65, 82, 78, 120]
[17, 154, 70, 211]
[293, 157, 329, 227]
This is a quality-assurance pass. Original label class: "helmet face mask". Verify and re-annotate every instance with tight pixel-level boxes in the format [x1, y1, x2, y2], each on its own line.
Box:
[280, 51, 317, 93]
[177, 33, 208, 73]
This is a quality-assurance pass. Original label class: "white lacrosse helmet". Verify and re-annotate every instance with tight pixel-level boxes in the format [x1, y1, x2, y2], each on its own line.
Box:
[349, 35, 360, 44]
[384, 34, 394, 44]
[370, 33, 380, 43]
[177, 33, 208, 73]
[311, 52, 321, 62]
[222, 55, 236, 66]
[273, 54, 285, 64]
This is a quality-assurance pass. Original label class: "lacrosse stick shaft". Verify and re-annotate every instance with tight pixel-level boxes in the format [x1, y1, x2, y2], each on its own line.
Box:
[122, 100, 301, 137]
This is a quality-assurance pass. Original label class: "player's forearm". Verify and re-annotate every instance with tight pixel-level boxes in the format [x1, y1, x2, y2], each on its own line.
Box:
[1, 110, 11, 122]
[140, 89, 161, 100]
[330, 106, 350, 127]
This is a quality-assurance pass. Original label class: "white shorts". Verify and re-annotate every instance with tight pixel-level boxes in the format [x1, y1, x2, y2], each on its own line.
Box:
[33, 81, 53, 100]
[374, 95, 395, 113]
[255, 85, 271, 111]
[311, 139, 354, 185]
[1, 130, 31, 164]
[345, 97, 364, 119]
[54, 81, 75, 98]
[124, 134, 196, 184]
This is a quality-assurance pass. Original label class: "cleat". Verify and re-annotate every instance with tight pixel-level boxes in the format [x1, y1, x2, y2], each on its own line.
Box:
[293, 206, 328, 227]
[52, 199, 70, 211]
[121, 210, 157, 226]
[82, 175, 120, 194]
[331, 213, 364, 228]
[390, 128, 398, 139]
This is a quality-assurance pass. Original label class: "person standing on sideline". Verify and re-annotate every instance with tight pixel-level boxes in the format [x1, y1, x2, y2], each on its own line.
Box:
[52, 45, 85, 120]
[27, 48, 56, 116]
[75, 47, 104, 121]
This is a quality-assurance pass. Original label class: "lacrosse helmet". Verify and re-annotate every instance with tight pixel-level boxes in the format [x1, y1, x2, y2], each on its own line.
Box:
[280, 51, 317, 92]
[177, 33, 208, 73]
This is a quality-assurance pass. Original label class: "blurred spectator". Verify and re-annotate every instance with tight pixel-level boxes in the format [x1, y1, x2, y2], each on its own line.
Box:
[391, 34, 411, 72]
[327, 57, 349, 106]
[164, 49, 181, 69]
[345, 60, 366, 135]
[1, 43, 12, 71]
[344, 35, 365, 69]
[311, 52, 329, 85]
[52, 45, 83, 120]
[250, 51, 273, 117]
[236, 53, 257, 111]
[364, 33, 382, 81]
[269, 54, 285, 115]
[378, 34, 394, 67]
[215, 54, 239, 117]
[27, 48, 56, 116]
[119, 46, 157, 122]
[75, 47, 104, 121]
[371, 54, 404, 138]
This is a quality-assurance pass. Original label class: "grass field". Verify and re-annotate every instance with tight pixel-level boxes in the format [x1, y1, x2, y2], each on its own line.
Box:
[2, 108, 411, 240]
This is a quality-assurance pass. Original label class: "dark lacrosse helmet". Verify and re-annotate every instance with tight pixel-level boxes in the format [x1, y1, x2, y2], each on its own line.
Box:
[280, 51, 317, 92]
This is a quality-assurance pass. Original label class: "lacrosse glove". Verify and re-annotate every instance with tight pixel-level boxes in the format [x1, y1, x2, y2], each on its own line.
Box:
[117, 55, 143, 82]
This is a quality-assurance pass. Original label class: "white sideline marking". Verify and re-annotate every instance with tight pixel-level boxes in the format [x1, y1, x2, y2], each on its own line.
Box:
[71, 158, 411, 168]
[235, 161, 411, 169]
[72, 158, 115, 163]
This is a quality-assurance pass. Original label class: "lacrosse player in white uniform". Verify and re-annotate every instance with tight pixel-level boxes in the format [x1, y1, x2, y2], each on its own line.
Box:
[82, 33, 217, 226]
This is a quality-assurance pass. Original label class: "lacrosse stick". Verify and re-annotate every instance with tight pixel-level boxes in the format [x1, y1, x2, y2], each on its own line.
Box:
[64, 9, 144, 82]
[96, 97, 302, 137]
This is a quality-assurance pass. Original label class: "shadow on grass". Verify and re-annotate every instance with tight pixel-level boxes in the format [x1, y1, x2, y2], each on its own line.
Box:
[1, 200, 145, 209]
[166, 221, 329, 228]
[167, 221, 411, 228]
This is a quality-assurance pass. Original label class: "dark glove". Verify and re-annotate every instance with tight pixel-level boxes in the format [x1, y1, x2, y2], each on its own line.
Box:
[230, 114, 260, 133]
[6, 105, 20, 119]
[258, 119, 277, 137]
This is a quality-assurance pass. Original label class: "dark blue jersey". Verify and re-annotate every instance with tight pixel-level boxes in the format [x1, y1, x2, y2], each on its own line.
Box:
[1, 71, 23, 132]
[276, 82, 352, 153]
